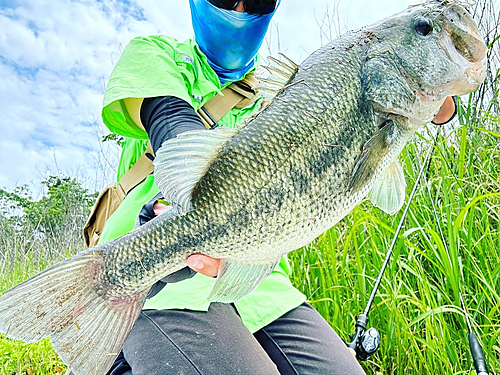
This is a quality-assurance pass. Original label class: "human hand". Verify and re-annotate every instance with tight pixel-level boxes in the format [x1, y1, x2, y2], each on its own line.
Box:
[432, 96, 457, 125]
[154, 202, 221, 278]
[186, 254, 221, 277]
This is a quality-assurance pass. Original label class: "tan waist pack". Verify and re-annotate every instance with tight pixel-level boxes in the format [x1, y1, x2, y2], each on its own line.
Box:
[83, 74, 259, 248]
[83, 143, 155, 247]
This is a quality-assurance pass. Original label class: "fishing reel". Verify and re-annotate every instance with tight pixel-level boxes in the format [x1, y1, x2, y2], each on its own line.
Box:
[345, 314, 380, 361]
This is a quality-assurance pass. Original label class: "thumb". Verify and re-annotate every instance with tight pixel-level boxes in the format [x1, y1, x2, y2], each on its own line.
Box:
[186, 254, 221, 277]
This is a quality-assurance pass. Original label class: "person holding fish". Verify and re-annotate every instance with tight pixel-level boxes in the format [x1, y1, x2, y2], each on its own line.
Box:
[99, 1, 460, 374]
[0, 1, 476, 375]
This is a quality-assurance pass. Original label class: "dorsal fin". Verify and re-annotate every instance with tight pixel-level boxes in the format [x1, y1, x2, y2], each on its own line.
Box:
[255, 53, 298, 102]
[153, 128, 239, 214]
[277, 52, 299, 70]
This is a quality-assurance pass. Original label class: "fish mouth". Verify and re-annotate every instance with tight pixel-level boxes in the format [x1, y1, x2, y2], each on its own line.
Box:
[442, 5, 487, 64]
[438, 7, 487, 95]
[439, 30, 486, 95]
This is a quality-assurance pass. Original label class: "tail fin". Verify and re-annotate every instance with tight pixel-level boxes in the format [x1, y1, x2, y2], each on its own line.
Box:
[0, 250, 147, 375]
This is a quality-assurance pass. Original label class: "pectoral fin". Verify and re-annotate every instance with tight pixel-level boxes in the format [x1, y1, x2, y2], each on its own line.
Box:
[348, 120, 399, 194]
[368, 160, 406, 215]
[208, 258, 279, 303]
[153, 128, 239, 214]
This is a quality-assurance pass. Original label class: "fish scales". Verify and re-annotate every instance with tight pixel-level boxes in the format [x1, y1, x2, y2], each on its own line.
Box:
[0, 3, 488, 374]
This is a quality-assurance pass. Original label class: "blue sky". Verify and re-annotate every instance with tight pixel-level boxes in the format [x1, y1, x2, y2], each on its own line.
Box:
[0, 0, 414, 194]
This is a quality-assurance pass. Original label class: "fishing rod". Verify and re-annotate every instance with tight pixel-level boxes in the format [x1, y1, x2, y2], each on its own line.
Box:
[344, 137, 436, 360]
[344, 130, 489, 375]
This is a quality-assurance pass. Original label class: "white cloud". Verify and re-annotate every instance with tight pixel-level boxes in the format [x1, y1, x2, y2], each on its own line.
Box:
[0, 0, 145, 192]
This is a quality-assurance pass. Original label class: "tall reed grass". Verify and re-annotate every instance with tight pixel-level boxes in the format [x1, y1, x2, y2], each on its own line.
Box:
[0, 178, 91, 375]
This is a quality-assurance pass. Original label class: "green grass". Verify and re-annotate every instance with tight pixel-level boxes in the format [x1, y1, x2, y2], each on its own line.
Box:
[0, 110, 498, 374]
[0, 338, 64, 375]
[0, 237, 73, 374]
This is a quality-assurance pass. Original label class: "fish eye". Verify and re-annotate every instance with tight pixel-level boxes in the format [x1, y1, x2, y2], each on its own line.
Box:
[414, 16, 434, 36]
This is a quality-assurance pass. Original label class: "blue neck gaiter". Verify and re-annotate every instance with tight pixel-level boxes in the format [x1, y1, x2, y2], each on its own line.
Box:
[189, 0, 279, 84]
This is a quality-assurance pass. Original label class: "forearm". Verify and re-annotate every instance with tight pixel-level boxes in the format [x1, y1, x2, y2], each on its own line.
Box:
[137, 96, 219, 291]
[140, 96, 206, 154]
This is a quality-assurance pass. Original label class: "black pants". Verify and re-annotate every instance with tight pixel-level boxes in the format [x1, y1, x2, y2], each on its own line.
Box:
[108, 302, 365, 375]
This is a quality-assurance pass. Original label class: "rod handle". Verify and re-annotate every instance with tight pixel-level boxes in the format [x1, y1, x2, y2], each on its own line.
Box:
[468, 332, 488, 375]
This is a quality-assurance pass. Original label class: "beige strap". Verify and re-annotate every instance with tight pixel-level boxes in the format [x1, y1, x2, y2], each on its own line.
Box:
[200, 87, 247, 127]
[83, 143, 154, 248]
[118, 142, 155, 194]
[197, 106, 218, 129]
[229, 73, 260, 108]
[197, 73, 260, 129]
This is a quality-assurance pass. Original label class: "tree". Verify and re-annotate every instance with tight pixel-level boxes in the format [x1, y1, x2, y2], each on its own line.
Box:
[0, 176, 98, 255]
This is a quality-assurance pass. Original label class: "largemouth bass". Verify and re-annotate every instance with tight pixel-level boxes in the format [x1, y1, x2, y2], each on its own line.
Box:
[0, 2, 487, 374]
